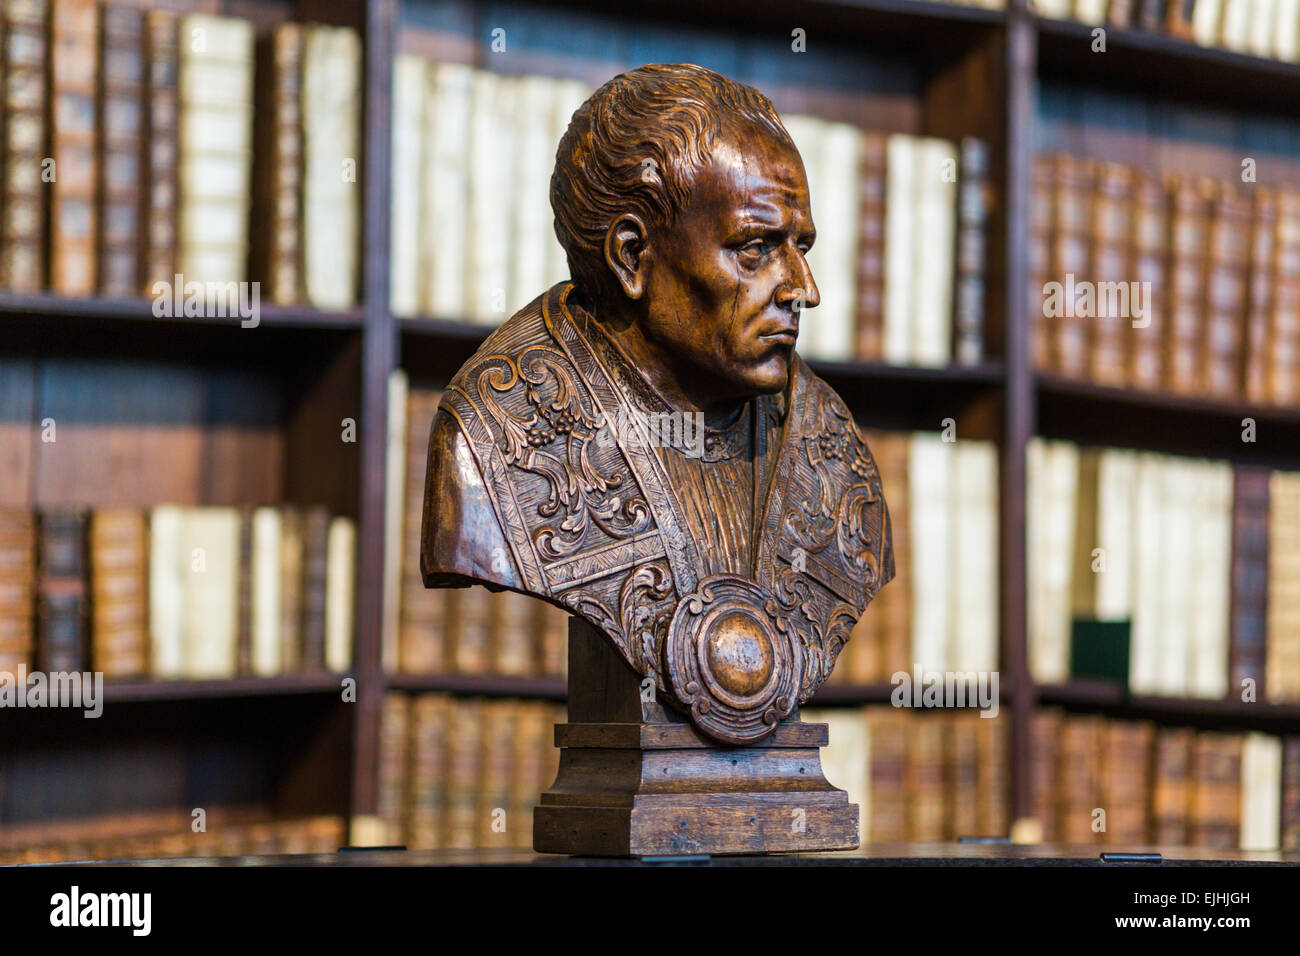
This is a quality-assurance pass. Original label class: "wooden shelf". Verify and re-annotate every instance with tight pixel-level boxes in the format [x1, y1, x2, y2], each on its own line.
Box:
[1037, 680, 1300, 731]
[385, 673, 567, 700]
[1035, 16, 1300, 114]
[1036, 372, 1300, 467]
[0, 292, 363, 329]
[100, 673, 353, 703]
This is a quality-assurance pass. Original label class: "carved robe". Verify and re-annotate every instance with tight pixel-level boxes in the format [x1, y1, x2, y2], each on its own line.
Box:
[421, 283, 894, 744]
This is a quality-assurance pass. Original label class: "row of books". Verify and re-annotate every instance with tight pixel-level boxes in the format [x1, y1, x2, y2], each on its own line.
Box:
[0, 811, 345, 865]
[385, 380, 570, 678]
[1032, 709, 1300, 850]
[376, 693, 564, 850]
[805, 706, 1010, 843]
[388, 57, 991, 369]
[1034, 0, 1300, 63]
[1028, 442, 1300, 701]
[0, 505, 356, 680]
[0, 1, 360, 307]
[826, 432, 1000, 682]
[1030, 152, 1300, 405]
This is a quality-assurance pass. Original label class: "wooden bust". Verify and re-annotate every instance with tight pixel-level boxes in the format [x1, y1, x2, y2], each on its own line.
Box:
[421, 63, 894, 855]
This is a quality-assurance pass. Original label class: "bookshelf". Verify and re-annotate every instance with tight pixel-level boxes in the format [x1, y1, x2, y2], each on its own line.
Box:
[7, 0, 1300, 856]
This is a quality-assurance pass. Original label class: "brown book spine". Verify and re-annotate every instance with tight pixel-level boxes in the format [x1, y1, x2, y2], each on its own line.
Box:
[1089, 162, 1134, 386]
[1282, 736, 1300, 850]
[537, 600, 567, 678]
[1165, 0, 1197, 38]
[1229, 467, 1270, 697]
[1, 0, 48, 291]
[947, 712, 980, 839]
[1049, 154, 1095, 379]
[477, 700, 516, 845]
[1243, 188, 1277, 403]
[444, 697, 482, 849]
[868, 707, 908, 842]
[954, 136, 989, 366]
[1029, 154, 1054, 372]
[491, 589, 536, 678]
[853, 130, 886, 361]
[509, 701, 548, 849]
[0, 508, 36, 674]
[1100, 720, 1154, 844]
[453, 585, 492, 674]
[906, 715, 947, 841]
[140, 8, 177, 293]
[95, 3, 142, 297]
[1190, 732, 1242, 849]
[36, 509, 87, 672]
[874, 433, 909, 676]
[47, 0, 99, 296]
[1058, 714, 1104, 844]
[235, 507, 253, 675]
[1108, 0, 1137, 27]
[1138, 0, 1169, 32]
[1269, 189, 1300, 405]
[88, 508, 146, 678]
[1128, 169, 1168, 389]
[376, 691, 410, 845]
[250, 23, 302, 305]
[278, 505, 302, 672]
[407, 694, 449, 849]
[399, 389, 446, 673]
[1031, 708, 1060, 843]
[1165, 176, 1213, 394]
[1202, 181, 1251, 397]
[1151, 725, 1193, 844]
[299, 506, 329, 671]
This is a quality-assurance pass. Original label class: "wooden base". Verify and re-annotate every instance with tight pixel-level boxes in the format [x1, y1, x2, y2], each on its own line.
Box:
[532, 618, 859, 857]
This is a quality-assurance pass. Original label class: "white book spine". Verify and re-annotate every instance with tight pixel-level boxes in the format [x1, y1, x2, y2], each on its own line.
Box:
[424, 63, 474, 318]
[1221, 0, 1253, 50]
[911, 138, 956, 367]
[1073, 0, 1109, 26]
[1094, 449, 1137, 620]
[390, 54, 426, 317]
[148, 506, 186, 679]
[1275, 0, 1300, 59]
[182, 508, 240, 680]
[1249, 0, 1280, 56]
[325, 517, 357, 672]
[381, 370, 409, 674]
[1240, 732, 1282, 850]
[952, 441, 999, 673]
[467, 71, 518, 323]
[250, 507, 282, 677]
[882, 134, 916, 365]
[1130, 453, 1165, 694]
[1156, 458, 1193, 696]
[809, 122, 861, 360]
[511, 76, 560, 309]
[910, 433, 952, 673]
[1192, 0, 1226, 46]
[1190, 462, 1233, 698]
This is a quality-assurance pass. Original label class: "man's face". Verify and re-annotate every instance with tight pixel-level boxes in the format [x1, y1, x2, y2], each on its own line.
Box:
[637, 130, 820, 402]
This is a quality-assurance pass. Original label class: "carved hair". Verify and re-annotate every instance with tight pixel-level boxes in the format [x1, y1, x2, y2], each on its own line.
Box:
[550, 63, 793, 301]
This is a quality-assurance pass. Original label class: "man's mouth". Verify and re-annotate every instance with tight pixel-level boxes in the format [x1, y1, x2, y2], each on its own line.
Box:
[758, 328, 798, 346]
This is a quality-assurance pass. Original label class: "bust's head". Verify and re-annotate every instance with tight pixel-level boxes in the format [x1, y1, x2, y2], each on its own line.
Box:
[550, 64, 819, 410]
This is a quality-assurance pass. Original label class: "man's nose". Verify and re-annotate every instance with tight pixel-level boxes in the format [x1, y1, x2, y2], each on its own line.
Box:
[778, 249, 820, 310]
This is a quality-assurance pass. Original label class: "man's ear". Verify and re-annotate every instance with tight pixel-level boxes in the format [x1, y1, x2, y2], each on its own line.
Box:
[603, 214, 650, 299]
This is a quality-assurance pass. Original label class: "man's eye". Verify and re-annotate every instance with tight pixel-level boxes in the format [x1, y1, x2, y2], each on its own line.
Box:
[738, 240, 770, 258]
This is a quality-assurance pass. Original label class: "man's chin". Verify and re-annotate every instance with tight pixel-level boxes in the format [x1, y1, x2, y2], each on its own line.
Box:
[732, 353, 792, 395]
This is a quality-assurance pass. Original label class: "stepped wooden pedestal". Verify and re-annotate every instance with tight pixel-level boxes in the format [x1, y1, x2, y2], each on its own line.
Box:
[532, 618, 859, 857]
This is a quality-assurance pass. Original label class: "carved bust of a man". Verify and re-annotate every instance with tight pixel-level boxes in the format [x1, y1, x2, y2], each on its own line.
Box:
[421, 63, 893, 745]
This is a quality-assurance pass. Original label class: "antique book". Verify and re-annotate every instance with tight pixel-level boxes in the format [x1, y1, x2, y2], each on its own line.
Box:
[1190, 732, 1242, 849]
[476, 701, 516, 844]
[381, 370, 408, 671]
[324, 515, 355, 672]
[1, 0, 48, 291]
[1283, 736, 1300, 849]
[1129, 453, 1167, 693]
[951, 441, 998, 672]
[976, 713, 1010, 837]
[536, 600, 567, 678]
[443, 698, 482, 848]
[1188, 462, 1232, 699]
[250, 507, 282, 677]
[49, 0, 99, 295]
[1202, 182, 1250, 397]
[421, 62, 472, 318]
[398, 388, 446, 673]
[148, 505, 184, 677]
[1108, 0, 1137, 26]
[389, 54, 424, 317]
[909, 433, 951, 672]
[868, 707, 908, 842]
[947, 712, 980, 839]
[0, 509, 36, 674]
[1049, 154, 1095, 379]
[36, 509, 87, 673]
[954, 137, 989, 366]
[1057, 714, 1103, 844]
[854, 131, 888, 361]
[882, 133, 916, 365]
[804, 121, 861, 361]
[1240, 732, 1282, 850]
[490, 589, 537, 677]
[181, 507, 240, 679]
[1073, 0, 1109, 25]
[1269, 190, 1300, 405]
[1165, 0, 1198, 36]
[1243, 188, 1277, 404]
[452, 586, 492, 674]
[1094, 449, 1138, 621]
[377, 693, 410, 844]
[1267, 471, 1300, 701]
[177, 13, 253, 286]
[1229, 467, 1270, 697]
[1191, 0, 1225, 45]
[1165, 177, 1213, 394]
[1088, 163, 1133, 386]
[1127, 169, 1168, 389]
[509, 702, 550, 848]
[299, 506, 330, 671]
[1028, 439, 1077, 683]
[1277, 0, 1300, 60]
[95, 3, 143, 297]
[1029, 155, 1054, 371]
[1028, 706, 1058, 841]
[510, 74, 560, 319]
[911, 138, 957, 367]
[1247, 0, 1279, 57]
[407, 693, 450, 848]
[1151, 726, 1194, 844]
[250, 22, 304, 305]
[88, 508, 147, 678]
[301, 24, 359, 309]
[1099, 719, 1154, 844]
[1069, 447, 1102, 619]
[235, 508, 253, 674]
[1155, 458, 1194, 696]
[466, 69, 516, 323]
[141, 8, 178, 291]
[907, 714, 947, 840]
[278, 505, 303, 672]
